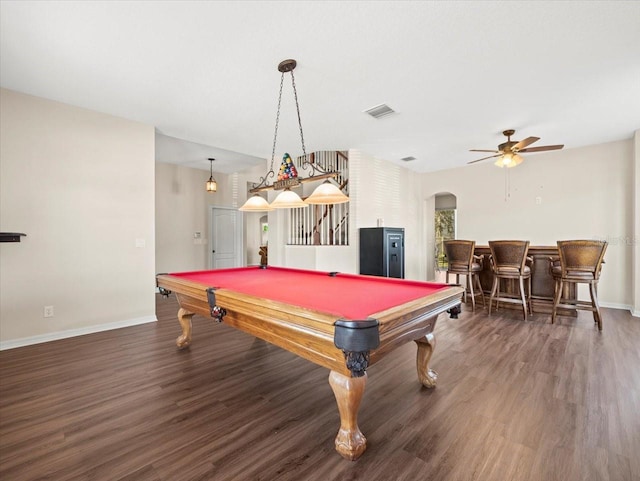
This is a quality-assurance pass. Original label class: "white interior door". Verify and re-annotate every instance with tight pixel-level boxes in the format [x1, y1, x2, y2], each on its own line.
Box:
[210, 207, 243, 268]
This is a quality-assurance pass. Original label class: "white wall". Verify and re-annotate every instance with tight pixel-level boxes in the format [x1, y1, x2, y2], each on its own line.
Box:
[423, 139, 635, 309]
[0, 89, 156, 347]
[156, 162, 213, 272]
[285, 245, 354, 272]
[155, 162, 224, 273]
[155, 162, 267, 272]
[349, 150, 427, 281]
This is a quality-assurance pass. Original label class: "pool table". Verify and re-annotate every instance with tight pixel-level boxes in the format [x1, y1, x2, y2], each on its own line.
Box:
[156, 266, 463, 460]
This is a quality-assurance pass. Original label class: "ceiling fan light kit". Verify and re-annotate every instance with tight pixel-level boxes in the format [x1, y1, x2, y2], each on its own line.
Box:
[494, 152, 523, 168]
[469, 129, 564, 167]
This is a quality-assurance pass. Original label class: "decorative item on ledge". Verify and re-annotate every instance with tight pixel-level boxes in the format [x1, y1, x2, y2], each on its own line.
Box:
[206, 158, 218, 193]
[239, 59, 349, 212]
[0, 232, 27, 242]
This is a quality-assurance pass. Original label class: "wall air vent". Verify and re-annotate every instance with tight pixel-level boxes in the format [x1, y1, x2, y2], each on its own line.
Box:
[363, 103, 396, 119]
[401, 156, 416, 162]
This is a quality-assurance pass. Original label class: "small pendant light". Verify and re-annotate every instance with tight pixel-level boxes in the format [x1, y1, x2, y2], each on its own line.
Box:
[206, 158, 217, 193]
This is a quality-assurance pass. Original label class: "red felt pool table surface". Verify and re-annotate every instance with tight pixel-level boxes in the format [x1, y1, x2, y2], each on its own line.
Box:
[169, 266, 448, 320]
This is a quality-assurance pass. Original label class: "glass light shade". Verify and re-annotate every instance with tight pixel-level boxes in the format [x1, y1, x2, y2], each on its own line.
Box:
[206, 177, 218, 192]
[305, 180, 349, 205]
[494, 153, 523, 168]
[270, 188, 307, 209]
[239, 194, 274, 212]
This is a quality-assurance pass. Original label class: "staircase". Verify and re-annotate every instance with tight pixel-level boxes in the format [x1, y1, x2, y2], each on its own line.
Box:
[287, 151, 349, 246]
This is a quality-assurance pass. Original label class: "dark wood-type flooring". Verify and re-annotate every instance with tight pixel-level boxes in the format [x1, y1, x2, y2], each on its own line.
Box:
[1, 294, 639, 481]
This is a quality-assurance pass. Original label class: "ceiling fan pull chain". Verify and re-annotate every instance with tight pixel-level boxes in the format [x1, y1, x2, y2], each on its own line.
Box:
[504, 168, 511, 202]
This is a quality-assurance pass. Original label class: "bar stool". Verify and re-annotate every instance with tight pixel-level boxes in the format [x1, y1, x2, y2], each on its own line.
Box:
[444, 240, 485, 311]
[550, 240, 607, 330]
[488, 240, 532, 321]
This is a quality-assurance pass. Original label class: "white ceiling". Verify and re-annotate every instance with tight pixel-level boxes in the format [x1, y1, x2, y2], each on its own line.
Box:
[1, 1, 639, 174]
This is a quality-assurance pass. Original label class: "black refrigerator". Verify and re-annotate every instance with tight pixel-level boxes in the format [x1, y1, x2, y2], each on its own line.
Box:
[359, 227, 405, 279]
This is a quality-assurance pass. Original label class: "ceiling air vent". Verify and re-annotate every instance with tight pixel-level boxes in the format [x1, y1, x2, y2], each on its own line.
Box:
[401, 156, 416, 162]
[364, 103, 396, 119]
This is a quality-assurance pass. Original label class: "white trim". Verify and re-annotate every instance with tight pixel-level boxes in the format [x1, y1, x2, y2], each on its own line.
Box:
[600, 301, 633, 311]
[631, 308, 640, 318]
[0, 315, 157, 351]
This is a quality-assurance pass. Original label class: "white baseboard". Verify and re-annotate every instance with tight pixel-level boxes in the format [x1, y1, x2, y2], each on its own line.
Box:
[0, 315, 157, 351]
[599, 301, 640, 318]
[600, 301, 632, 311]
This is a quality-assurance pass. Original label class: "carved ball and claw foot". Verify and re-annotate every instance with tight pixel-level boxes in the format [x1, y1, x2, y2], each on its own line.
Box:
[329, 370, 368, 461]
[176, 307, 194, 349]
[415, 333, 438, 388]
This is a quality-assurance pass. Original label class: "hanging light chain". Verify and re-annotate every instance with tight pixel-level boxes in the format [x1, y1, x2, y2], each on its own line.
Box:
[252, 71, 285, 190]
[270, 71, 286, 169]
[291, 65, 329, 177]
[290, 69, 306, 156]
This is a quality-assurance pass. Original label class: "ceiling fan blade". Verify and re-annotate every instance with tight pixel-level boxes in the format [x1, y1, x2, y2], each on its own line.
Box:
[518, 144, 564, 153]
[469, 149, 500, 153]
[467, 154, 501, 164]
[513, 136, 540, 151]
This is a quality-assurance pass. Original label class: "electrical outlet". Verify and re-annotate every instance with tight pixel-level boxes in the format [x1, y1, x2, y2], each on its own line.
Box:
[44, 306, 54, 318]
[535, 196, 542, 205]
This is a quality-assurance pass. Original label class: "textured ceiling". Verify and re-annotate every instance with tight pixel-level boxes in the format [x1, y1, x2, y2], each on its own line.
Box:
[1, 1, 639, 174]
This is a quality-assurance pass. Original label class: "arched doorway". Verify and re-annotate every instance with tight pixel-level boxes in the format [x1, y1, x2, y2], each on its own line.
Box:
[430, 192, 457, 282]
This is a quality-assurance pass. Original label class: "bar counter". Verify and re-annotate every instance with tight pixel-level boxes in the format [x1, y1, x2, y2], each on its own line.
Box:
[474, 245, 576, 316]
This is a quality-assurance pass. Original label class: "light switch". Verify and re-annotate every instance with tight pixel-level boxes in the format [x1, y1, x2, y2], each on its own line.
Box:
[135, 238, 146, 248]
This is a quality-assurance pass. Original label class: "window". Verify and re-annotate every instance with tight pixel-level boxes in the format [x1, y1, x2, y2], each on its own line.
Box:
[435, 209, 456, 270]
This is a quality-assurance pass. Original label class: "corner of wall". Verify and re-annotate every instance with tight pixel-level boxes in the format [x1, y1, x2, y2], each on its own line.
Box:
[632, 130, 640, 317]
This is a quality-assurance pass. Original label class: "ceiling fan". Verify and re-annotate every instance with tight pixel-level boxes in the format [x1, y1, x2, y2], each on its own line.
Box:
[468, 129, 564, 168]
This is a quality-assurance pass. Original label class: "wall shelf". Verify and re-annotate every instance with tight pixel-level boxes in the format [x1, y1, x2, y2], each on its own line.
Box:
[0, 232, 27, 242]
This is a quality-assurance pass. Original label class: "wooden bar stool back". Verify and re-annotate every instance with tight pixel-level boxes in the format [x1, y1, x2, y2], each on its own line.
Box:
[550, 240, 607, 330]
[488, 240, 532, 321]
[444, 240, 485, 311]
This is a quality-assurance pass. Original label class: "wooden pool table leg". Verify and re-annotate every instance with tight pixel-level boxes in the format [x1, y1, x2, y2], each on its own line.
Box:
[328, 370, 367, 461]
[415, 333, 438, 388]
[176, 307, 194, 349]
